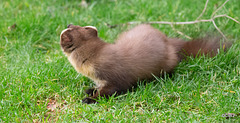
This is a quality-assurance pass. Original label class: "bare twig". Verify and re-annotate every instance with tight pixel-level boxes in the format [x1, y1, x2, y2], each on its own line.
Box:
[212, 20, 227, 40]
[128, 15, 238, 40]
[128, 19, 212, 25]
[223, 15, 240, 24]
[170, 24, 192, 40]
[211, 0, 230, 17]
[126, 0, 239, 40]
[128, 15, 239, 25]
[196, 0, 209, 20]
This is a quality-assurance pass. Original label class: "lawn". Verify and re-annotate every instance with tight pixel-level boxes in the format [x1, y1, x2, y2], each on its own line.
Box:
[0, 0, 240, 122]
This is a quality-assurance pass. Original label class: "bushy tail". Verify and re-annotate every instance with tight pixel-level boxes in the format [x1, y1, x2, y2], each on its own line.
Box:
[170, 37, 231, 61]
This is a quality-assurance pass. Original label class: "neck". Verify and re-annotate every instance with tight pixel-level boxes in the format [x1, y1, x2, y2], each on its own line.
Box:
[75, 37, 108, 65]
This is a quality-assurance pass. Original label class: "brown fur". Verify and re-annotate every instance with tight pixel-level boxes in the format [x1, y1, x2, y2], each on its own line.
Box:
[60, 24, 230, 104]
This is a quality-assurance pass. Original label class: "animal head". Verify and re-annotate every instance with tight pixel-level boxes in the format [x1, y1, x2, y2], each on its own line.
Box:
[60, 24, 98, 53]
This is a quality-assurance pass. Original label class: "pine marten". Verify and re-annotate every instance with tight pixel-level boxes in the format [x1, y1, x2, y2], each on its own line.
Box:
[60, 24, 230, 104]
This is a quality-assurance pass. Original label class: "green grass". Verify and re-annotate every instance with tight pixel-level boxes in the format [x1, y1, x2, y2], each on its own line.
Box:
[0, 0, 240, 122]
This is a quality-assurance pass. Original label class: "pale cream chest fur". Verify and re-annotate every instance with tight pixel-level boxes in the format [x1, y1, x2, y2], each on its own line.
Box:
[65, 52, 106, 88]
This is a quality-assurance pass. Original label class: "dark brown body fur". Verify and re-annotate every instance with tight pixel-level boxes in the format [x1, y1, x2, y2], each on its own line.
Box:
[60, 24, 229, 104]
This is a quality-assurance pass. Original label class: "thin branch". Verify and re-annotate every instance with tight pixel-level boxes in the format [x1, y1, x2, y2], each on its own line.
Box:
[223, 15, 240, 24]
[124, 0, 239, 40]
[196, 0, 209, 20]
[212, 14, 240, 24]
[212, 20, 227, 40]
[128, 14, 239, 40]
[128, 14, 239, 25]
[170, 24, 192, 40]
[211, 0, 230, 17]
[128, 19, 212, 25]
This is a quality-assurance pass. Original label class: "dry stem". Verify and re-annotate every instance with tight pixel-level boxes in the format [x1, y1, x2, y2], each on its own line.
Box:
[127, 0, 239, 40]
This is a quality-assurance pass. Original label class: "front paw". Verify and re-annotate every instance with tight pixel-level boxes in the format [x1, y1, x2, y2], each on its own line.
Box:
[82, 97, 97, 104]
[84, 88, 97, 96]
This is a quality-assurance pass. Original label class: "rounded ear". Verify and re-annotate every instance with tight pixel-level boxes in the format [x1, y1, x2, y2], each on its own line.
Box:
[85, 26, 98, 37]
[85, 26, 97, 31]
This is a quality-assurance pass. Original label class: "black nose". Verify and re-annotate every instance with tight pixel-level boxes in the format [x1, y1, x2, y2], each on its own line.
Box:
[67, 24, 73, 28]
